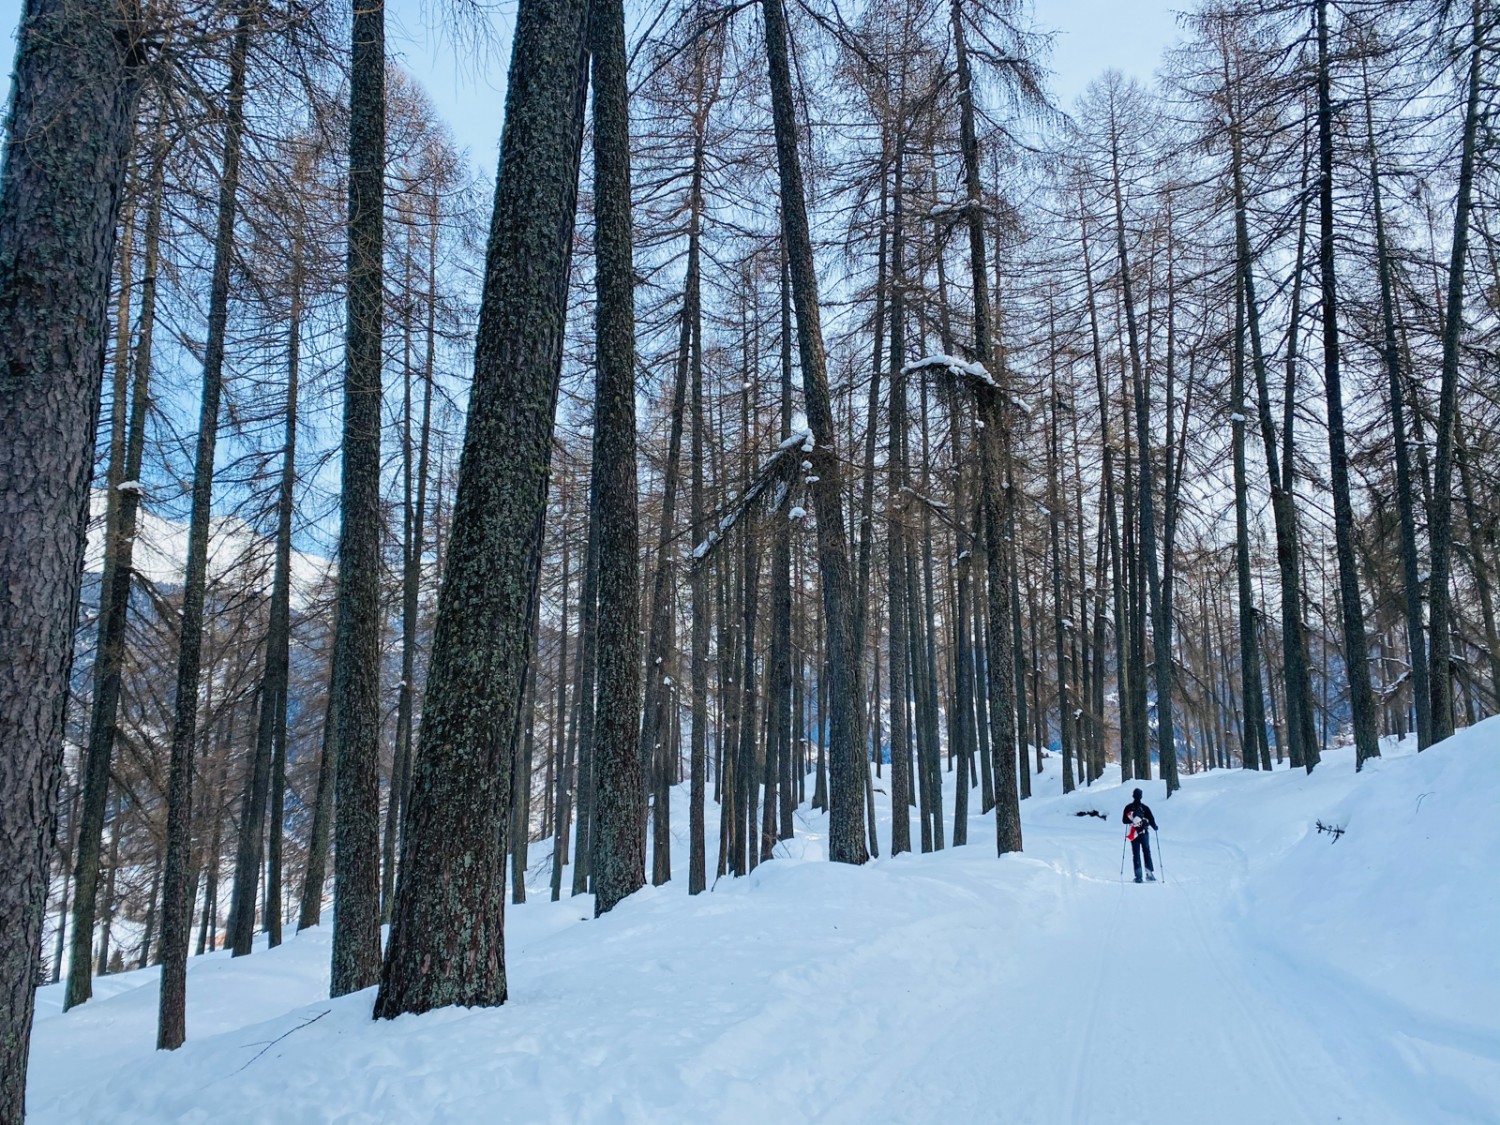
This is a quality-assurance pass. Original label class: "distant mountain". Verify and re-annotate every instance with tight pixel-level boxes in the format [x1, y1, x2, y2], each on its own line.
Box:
[84, 489, 331, 609]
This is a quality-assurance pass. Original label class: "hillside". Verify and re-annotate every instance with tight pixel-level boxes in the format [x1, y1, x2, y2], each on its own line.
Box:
[29, 722, 1500, 1124]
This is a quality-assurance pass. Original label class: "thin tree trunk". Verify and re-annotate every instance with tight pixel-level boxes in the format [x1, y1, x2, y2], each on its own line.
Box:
[94, 796, 122, 975]
[1108, 113, 1177, 795]
[1228, 89, 1318, 775]
[157, 4, 252, 1049]
[229, 241, 302, 956]
[297, 659, 337, 931]
[773, 243, 797, 844]
[65, 137, 162, 1009]
[688, 167, 709, 896]
[1426, 0, 1484, 744]
[1314, 0, 1380, 769]
[640, 125, 697, 888]
[1231, 280, 1269, 773]
[1048, 317, 1075, 795]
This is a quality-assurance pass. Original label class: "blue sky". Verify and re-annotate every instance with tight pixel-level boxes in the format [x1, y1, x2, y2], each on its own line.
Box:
[395, 0, 1187, 172]
[0, 0, 1185, 176]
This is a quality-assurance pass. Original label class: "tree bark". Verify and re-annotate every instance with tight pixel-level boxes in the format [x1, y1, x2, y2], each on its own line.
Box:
[1425, 0, 1484, 743]
[760, 0, 867, 864]
[375, 0, 591, 1017]
[329, 0, 386, 998]
[0, 0, 140, 1098]
[588, 0, 646, 917]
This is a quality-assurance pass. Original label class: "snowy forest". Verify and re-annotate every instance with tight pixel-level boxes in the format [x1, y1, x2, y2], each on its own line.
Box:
[0, 0, 1496, 1121]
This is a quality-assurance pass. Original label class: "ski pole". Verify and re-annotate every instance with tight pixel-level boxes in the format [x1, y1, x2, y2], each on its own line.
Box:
[1119, 834, 1127, 882]
[1154, 829, 1165, 884]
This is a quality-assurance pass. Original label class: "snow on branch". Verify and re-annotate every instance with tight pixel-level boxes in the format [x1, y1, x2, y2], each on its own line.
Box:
[903, 353, 997, 387]
[690, 429, 812, 565]
[904, 353, 1031, 414]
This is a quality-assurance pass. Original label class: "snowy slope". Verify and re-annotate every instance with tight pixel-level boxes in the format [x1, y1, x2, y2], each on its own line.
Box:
[84, 490, 330, 607]
[29, 721, 1500, 1124]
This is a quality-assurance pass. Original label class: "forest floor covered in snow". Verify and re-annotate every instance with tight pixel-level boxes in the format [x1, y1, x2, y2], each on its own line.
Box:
[29, 719, 1500, 1124]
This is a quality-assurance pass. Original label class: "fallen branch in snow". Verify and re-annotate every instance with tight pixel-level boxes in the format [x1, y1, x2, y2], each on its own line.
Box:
[1073, 809, 1108, 820]
[233, 1009, 331, 1074]
[1314, 820, 1346, 842]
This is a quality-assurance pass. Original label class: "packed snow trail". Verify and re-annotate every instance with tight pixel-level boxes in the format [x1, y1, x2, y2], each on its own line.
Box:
[29, 721, 1500, 1124]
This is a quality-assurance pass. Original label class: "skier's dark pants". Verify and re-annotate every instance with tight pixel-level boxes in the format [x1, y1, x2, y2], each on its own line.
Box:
[1131, 833, 1154, 881]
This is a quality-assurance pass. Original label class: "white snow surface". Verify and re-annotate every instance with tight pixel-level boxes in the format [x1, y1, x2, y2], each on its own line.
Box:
[30, 720, 1500, 1124]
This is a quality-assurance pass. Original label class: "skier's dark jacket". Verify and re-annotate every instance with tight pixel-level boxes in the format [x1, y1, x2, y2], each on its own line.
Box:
[1122, 799, 1158, 833]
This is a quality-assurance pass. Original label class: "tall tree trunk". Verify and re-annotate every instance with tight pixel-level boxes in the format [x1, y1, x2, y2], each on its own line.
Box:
[329, 0, 386, 998]
[772, 242, 797, 845]
[1358, 65, 1432, 749]
[885, 137, 913, 857]
[65, 134, 161, 1009]
[952, 0, 1019, 841]
[1109, 114, 1177, 794]
[951, 412, 975, 843]
[761, 0, 867, 864]
[640, 126, 699, 887]
[382, 242, 419, 924]
[157, 4, 251, 1049]
[1048, 321, 1075, 795]
[553, 513, 578, 903]
[1426, 0, 1484, 743]
[375, 0, 591, 1017]
[1231, 278, 1269, 773]
[688, 166, 709, 897]
[396, 186, 438, 858]
[265, 242, 303, 949]
[0, 0, 139, 1097]
[1314, 0, 1380, 769]
[568, 478, 601, 898]
[589, 0, 646, 917]
[1079, 199, 1130, 783]
[1228, 84, 1319, 775]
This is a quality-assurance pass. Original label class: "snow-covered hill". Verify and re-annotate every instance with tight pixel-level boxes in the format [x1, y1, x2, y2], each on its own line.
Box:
[29, 721, 1500, 1124]
[84, 490, 330, 607]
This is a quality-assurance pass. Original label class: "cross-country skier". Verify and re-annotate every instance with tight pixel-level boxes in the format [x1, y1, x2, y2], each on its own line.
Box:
[1122, 788, 1158, 883]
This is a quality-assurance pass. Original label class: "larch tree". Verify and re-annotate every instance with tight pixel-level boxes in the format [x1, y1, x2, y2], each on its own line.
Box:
[0, 0, 142, 1109]
[588, 0, 647, 918]
[375, 0, 591, 1017]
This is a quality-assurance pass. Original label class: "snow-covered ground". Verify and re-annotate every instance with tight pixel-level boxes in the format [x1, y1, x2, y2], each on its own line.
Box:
[29, 720, 1500, 1124]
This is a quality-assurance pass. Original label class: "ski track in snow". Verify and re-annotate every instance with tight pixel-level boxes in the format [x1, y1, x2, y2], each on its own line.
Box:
[28, 720, 1500, 1124]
